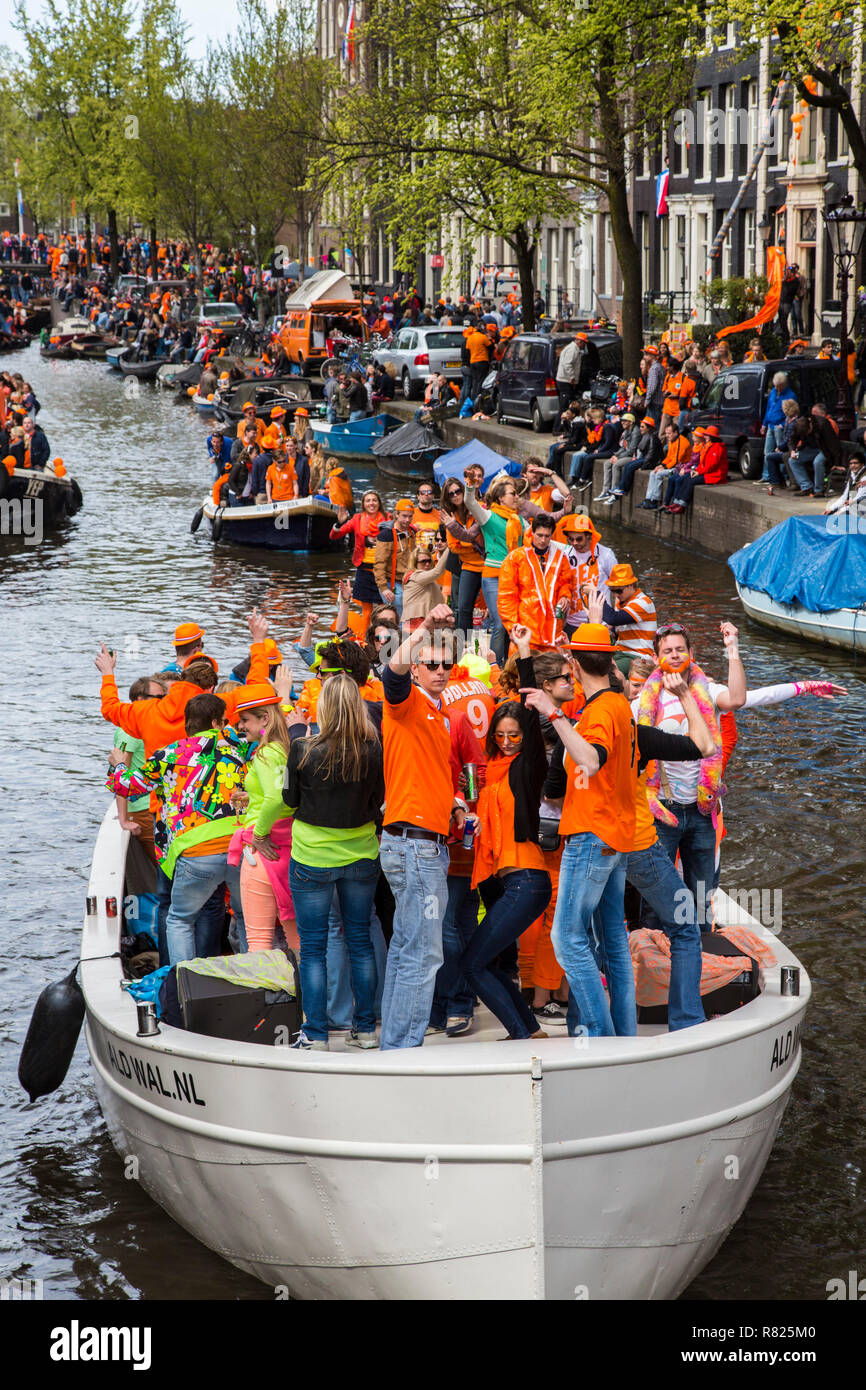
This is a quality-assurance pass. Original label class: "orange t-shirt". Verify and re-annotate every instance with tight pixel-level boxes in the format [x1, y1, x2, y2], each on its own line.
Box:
[237, 417, 267, 445]
[266, 461, 296, 501]
[412, 507, 440, 548]
[383, 683, 453, 834]
[559, 689, 638, 851]
[441, 678, 496, 743]
[631, 764, 658, 853]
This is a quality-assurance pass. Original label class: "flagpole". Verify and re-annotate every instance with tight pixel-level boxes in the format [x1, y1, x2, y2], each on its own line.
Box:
[14, 158, 25, 239]
[705, 74, 791, 286]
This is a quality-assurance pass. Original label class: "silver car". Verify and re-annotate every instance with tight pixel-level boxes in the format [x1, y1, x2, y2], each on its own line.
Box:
[373, 325, 465, 400]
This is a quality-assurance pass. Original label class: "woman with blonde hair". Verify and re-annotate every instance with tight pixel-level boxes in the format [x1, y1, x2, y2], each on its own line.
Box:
[283, 674, 385, 1050]
[399, 542, 450, 629]
[229, 684, 298, 952]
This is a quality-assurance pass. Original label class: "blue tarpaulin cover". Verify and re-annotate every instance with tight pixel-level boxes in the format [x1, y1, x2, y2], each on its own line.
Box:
[728, 515, 866, 613]
[433, 438, 522, 489]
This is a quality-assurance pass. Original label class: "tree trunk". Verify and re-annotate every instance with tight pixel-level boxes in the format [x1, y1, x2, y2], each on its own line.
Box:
[150, 221, 158, 278]
[512, 223, 537, 331]
[107, 208, 119, 280]
[84, 208, 92, 273]
[606, 165, 642, 379]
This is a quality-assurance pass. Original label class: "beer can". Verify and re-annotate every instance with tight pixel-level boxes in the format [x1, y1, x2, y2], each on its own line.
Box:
[462, 820, 476, 851]
[462, 762, 478, 802]
[780, 966, 800, 997]
[105, 896, 118, 918]
[86, 896, 97, 916]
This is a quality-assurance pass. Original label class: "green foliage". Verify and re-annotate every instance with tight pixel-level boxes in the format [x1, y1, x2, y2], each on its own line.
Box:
[699, 275, 770, 323]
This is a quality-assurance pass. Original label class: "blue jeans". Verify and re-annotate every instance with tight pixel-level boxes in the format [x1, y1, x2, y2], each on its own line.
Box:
[349, 409, 368, 422]
[569, 450, 591, 484]
[326, 402, 338, 423]
[289, 856, 380, 1042]
[165, 852, 244, 966]
[325, 895, 388, 1028]
[379, 831, 449, 1049]
[761, 425, 783, 481]
[156, 864, 172, 966]
[626, 841, 704, 1030]
[552, 833, 635, 1037]
[651, 800, 717, 926]
[619, 457, 647, 496]
[430, 875, 480, 1027]
[788, 450, 826, 494]
[442, 870, 550, 1038]
[481, 574, 507, 665]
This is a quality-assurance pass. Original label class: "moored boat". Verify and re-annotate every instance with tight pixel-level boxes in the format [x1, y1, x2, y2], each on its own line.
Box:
[193, 494, 344, 551]
[105, 346, 133, 371]
[213, 374, 320, 425]
[0, 463, 83, 526]
[729, 514, 866, 652]
[311, 412, 404, 457]
[118, 354, 165, 382]
[371, 417, 446, 483]
[80, 803, 810, 1301]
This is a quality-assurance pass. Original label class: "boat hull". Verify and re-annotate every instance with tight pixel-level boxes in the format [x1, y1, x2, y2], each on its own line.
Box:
[311, 414, 403, 457]
[373, 449, 441, 484]
[201, 496, 343, 551]
[735, 581, 866, 652]
[0, 467, 82, 525]
[81, 808, 809, 1300]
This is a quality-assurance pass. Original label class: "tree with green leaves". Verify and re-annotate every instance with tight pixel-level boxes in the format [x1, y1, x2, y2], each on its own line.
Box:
[321, 1, 580, 329]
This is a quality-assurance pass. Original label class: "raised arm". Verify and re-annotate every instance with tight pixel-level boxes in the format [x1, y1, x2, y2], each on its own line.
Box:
[715, 622, 746, 712]
[463, 485, 491, 526]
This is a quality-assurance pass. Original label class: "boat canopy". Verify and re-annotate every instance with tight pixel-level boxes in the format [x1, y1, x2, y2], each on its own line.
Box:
[432, 438, 522, 488]
[728, 515, 866, 613]
[371, 419, 444, 459]
[284, 269, 355, 308]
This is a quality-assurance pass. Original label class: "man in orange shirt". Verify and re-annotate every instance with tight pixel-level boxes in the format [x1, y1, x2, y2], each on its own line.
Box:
[380, 603, 471, 1049]
[523, 621, 639, 1036]
[466, 324, 492, 402]
[265, 446, 298, 502]
[412, 482, 441, 549]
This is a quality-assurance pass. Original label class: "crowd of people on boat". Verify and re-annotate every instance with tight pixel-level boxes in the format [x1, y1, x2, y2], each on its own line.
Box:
[97, 451, 846, 1050]
[0, 368, 52, 475]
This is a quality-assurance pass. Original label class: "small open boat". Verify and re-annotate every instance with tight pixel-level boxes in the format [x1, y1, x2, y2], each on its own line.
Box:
[119, 354, 164, 382]
[192, 494, 344, 551]
[311, 412, 404, 458]
[372, 418, 446, 482]
[190, 392, 217, 414]
[0, 464, 83, 527]
[729, 514, 866, 653]
[156, 361, 203, 391]
[213, 375, 319, 425]
[105, 346, 132, 371]
[77, 804, 809, 1300]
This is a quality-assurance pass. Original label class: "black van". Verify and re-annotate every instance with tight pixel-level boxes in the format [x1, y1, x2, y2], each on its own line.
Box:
[687, 358, 850, 478]
[496, 330, 623, 432]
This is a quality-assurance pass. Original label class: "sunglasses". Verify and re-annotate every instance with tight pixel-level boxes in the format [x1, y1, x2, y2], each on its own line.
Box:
[656, 622, 689, 641]
[417, 658, 454, 671]
[494, 729, 524, 743]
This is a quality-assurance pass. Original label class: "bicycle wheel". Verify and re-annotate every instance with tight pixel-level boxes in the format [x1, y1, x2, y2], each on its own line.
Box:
[319, 356, 342, 383]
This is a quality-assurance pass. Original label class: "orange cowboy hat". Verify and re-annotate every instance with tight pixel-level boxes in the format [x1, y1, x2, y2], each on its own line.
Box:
[569, 623, 617, 653]
[173, 622, 205, 647]
[294, 407, 310, 416]
[703, 424, 721, 438]
[262, 429, 279, 449]
[182, 650, 220, 674]
[269, 405, 286, 418]
[234, 682, 280, 712]
[262, 638, 283, 665]
[643, 345, 659, 356]
[607, 563, 638, 589]
[575, 331, 589, 341]
[241, 401, 257, 413]
[641, 415, 656, 427]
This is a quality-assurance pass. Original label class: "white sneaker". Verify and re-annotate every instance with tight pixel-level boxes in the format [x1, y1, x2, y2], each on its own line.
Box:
[345, 1029, 379, 1049]
[292, 1031, 329, 1051]
[592, 490, 609, 501]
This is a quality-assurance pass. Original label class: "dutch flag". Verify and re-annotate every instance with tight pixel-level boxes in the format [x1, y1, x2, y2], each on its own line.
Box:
[342, 0, 356, 63]
[655, 167, 670, 217]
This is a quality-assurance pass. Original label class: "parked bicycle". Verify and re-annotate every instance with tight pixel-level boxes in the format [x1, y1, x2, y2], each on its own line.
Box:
[318, 332, 391, 382]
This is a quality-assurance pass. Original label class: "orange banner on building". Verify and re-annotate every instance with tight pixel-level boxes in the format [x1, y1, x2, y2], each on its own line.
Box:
[717, 246, 786, 339]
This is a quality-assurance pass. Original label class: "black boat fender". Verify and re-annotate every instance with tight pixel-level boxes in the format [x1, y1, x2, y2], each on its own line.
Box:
[211, 507, 224, 543]
[67, 478, 83, 515]
[190, 506, 203, 534]
[18, 967, 86, 1102]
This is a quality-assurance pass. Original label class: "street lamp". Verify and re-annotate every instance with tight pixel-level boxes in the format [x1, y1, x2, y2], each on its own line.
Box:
[757, 214, 773, 246]
[822, 192, 866, 427]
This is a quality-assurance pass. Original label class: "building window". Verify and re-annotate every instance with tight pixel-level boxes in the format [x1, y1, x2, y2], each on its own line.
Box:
[0, 203, 10, 218]
[636, 129, 651, 179]
[597, 215, 608, 293]
[637, 213, 651, 293]
[719, 84, 736, 179]
[799, 208, 817, 244]
[801, 104, 817, 164]
[744, 207, 756, 276]
[695, 90, 710, 179]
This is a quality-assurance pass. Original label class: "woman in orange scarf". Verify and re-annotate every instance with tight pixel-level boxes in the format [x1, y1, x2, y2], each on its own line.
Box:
[437, 627, 550, 1039]
[329, 489, 387, 625]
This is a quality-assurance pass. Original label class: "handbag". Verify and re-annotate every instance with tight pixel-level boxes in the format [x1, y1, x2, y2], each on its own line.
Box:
[538, 814, 561, 853]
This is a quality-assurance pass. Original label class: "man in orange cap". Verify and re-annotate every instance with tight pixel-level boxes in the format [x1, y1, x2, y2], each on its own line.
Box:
[163, 622, 206, 675]
[602, 562, 657, 664]
[522, 621, 639, 1036]
[237, 401, 266, 446]
[554, 513, 617, 630]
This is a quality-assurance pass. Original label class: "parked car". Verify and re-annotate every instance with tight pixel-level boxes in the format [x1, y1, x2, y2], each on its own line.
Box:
[496, 331, 623, 431]
[195, 302, 246, 338]
[373, 325, 466, 400]
[686, 358, 851, 478]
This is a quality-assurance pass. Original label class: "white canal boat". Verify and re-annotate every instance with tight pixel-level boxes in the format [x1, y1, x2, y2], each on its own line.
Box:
[734, 580, 866, 653]
[81, 806, 809, 1301]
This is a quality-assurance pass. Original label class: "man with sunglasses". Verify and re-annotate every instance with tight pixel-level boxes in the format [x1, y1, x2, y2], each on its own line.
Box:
[637, 620, 745, 927]
[380, 604, 474, 1049]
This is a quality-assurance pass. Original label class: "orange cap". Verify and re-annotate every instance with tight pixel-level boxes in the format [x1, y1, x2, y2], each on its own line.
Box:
[641, 415, 656, 427]
[262, 429, 278, 449]
[262, 638, 282, 664]
[569, 623, 617, 653]
[174, 622, 205, 647]
[395, 497, 415, 512]
[607, 563, 638, 589]
[561, 513, 593, 532]
[234, 682, 281, 712]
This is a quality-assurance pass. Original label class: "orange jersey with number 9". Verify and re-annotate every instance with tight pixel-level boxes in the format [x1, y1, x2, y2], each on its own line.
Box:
[441, 678, 496, 743]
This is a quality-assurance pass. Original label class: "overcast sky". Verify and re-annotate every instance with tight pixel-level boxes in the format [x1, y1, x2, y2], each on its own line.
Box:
[2, 0, 253, 60]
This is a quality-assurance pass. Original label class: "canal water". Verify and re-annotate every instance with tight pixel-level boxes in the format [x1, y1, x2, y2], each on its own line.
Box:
[2, 345, 864, 1300]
